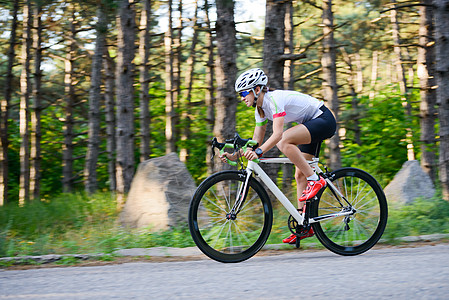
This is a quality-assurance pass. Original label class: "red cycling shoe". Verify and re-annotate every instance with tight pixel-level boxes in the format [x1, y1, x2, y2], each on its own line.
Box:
[298, 176, 326, 202]
[282, 228, 315, 244]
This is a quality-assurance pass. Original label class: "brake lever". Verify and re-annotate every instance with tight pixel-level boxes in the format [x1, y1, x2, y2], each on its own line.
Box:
[211, 137, 227, 160]
[210, 138, 217, 160]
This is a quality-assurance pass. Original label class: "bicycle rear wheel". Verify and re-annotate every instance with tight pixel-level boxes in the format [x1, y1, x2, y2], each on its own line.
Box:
[311, 168, 388, 256]
[188, 171, 272, 263]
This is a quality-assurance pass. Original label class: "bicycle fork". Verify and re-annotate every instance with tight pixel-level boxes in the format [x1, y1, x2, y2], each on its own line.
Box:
[226, 170, 252, 220]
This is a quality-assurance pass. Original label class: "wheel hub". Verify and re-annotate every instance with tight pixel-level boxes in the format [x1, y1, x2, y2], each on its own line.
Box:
[226, 212, 237, 220]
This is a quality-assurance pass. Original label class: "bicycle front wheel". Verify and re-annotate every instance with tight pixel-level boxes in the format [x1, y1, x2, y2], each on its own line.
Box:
[311, 168, 388, 256]
[188, 171, 273, 263]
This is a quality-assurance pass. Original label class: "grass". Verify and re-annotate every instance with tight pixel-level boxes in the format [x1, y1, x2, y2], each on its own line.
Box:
[382, 196, 449, 241]
[1, 192, 448, 258]
[0, 192, 195, 258]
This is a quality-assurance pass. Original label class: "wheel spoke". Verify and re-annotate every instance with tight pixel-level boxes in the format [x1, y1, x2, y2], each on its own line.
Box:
[239, 193, 259, 212]
[189, 172, 272, 263]
[313, 168, 387, 256]
[206, 191, 228, 213]
[353, 192, 377, 211]
[233, 220, 256, 248]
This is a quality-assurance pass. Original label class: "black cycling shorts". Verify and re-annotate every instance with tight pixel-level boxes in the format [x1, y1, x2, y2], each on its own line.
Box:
[299, 105, 336, 157]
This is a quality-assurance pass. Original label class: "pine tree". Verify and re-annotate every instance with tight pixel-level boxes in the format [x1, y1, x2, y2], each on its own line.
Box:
[115, 0, 136, 206]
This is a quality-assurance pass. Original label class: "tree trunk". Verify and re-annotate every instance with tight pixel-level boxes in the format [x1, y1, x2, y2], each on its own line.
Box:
[284, 0, 294, 91]
[282, 0, 294, 192]
[341, 48, 361, 157]
[115, 0, 136, 207]
[173, 0, 182, 136]
[1, 0, 19, 205]
[180, 0, 199, 163]
[214, 0, 237, 172]
[262, 0, 287, 183]
[204, 0, 215, 175]
[264, 0, 286, 89]
[85, 1, 108, 194]
[19, 0, 32, 205]
[390, 1, 408, 95]
[390, 0, 415, 161]
[165, 0, 176, 154]
[104, 48, 116, 191]
[418, 0, 437, 183]
[354, 53, 363, 94]
[321, 0, 341, 170]
[369, 51, 379, 101]
[30, 2, 43, 200]
[62, 5, 77, 193]
[434, 0, 449, 201]
[139, 0, 152, 162]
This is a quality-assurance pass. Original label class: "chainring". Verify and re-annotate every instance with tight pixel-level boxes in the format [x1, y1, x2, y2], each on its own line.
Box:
[287, 214, 311, 237]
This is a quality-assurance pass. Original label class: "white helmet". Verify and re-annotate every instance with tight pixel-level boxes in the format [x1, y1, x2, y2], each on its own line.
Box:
[235, 68, 268, 92]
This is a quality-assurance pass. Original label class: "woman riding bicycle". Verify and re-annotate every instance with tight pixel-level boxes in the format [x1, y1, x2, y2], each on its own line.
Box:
[219, 68, 337, 245]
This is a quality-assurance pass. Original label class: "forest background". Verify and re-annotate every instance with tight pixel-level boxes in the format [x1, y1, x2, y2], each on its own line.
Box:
[0, 0, 448, 206]
[1, 0, 449, 259]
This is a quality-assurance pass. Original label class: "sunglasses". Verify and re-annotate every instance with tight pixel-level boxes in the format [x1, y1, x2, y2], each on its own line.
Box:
[239, 90, 250, 97]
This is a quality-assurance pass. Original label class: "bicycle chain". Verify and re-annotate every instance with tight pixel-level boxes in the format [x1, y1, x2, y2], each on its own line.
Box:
[287, 214, 311, 237]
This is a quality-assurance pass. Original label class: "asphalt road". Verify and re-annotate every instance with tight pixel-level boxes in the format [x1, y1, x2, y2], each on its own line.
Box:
[1, 243, 448, 299]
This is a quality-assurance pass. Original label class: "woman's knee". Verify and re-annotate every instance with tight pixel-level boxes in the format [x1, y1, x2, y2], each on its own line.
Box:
[277, 139, 286, 152]
[277, 138, 294, 153]
[295, 168, 306, 182]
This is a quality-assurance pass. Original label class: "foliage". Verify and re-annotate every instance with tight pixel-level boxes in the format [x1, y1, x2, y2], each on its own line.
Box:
[383, 196, 449, 241]
[2, 191, 448, 258]
[0, 192, 195, 257]
[0, 0, 443, 205]
[340, 86, 421, 186]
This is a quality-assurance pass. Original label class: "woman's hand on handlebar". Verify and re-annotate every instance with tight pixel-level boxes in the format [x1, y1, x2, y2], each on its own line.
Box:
[243, 148, 258, 161]
[219, 152, 237, 163]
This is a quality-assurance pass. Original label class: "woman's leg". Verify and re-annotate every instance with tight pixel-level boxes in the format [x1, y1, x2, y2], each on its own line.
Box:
[295, 153, 314, 210]
[277, 124, 315, 178]
[283, 152, 316, 244]
[277, 124, 317, 209]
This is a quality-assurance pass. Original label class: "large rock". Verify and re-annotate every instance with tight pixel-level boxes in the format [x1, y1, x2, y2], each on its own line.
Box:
[384, 160, 435, 205]
[120, 153, 197, 230]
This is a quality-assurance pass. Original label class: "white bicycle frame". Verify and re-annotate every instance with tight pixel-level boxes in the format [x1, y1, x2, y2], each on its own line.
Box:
[244, 157, 354, 225]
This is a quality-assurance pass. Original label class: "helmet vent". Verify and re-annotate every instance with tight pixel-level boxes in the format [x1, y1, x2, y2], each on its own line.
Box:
[234, 68, 268, 92]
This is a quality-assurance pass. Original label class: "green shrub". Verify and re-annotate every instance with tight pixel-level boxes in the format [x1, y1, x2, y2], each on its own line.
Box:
[384, 197, 449, 240]
[0, 193, 196, 257]
[1, 191, 448, 258]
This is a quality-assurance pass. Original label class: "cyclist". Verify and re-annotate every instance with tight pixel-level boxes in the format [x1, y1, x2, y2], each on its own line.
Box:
[219, 68, 337, 245]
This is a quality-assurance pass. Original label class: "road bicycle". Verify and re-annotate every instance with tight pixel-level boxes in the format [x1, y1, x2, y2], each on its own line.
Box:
[188, 134, 388, 263]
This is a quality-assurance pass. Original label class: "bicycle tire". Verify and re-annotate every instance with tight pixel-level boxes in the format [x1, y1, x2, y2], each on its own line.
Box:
[188, 171, 273, 263]
[311, 167, 388, 256]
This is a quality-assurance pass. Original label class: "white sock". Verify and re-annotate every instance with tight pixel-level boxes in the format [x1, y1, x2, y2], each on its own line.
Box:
[307, 174, 319, 181]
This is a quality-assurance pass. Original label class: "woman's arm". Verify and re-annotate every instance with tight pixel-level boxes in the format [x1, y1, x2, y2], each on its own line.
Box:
[252, 124, 266, 146]
[244, 117, 284, 160]
[259, 117, 284, 153]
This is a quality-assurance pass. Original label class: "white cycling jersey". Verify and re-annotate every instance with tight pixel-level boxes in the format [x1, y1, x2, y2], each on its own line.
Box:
[255, 90, 324, 126]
